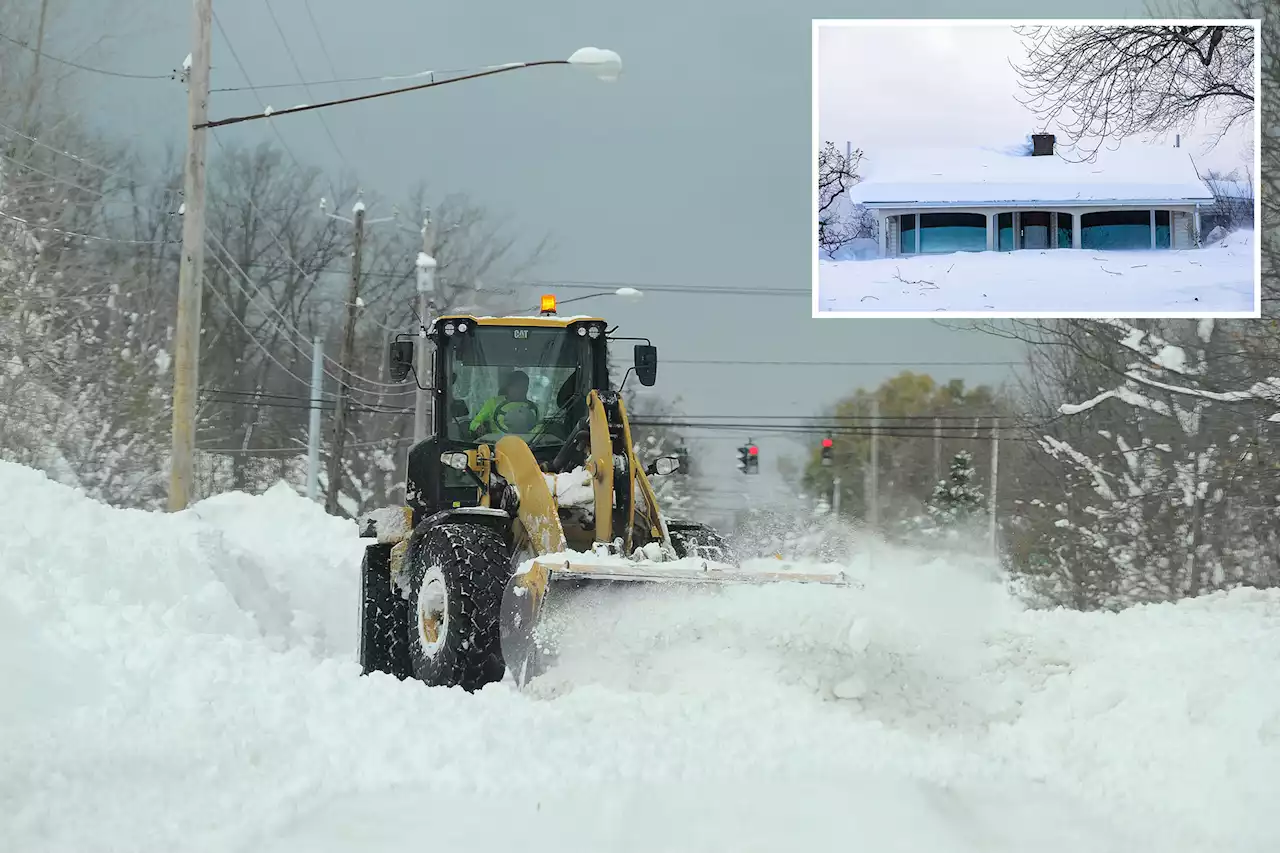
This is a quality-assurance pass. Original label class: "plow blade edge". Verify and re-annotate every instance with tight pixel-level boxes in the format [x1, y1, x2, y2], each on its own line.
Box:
[530, 558, 852, 587]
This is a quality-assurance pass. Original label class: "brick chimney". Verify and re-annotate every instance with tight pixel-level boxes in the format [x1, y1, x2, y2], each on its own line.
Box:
[1031, 133, 1055, 156]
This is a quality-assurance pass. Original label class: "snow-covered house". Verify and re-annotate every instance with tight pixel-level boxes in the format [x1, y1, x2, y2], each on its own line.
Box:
[848, 134, 1216, 258]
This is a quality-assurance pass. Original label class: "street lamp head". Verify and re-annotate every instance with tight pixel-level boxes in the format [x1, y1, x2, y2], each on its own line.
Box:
[567, 47, 622, 82]
[614, 287, 642, 300]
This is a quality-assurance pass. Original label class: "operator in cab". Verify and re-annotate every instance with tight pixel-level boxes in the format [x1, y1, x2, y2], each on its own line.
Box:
[469, 369, 540, 437]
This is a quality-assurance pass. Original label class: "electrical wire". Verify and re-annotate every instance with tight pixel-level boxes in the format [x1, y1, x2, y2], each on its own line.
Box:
[663, 358, 1021, 367]
[262, 0, 352, 171]
[201, 256, 319, 392]
[204, 130, 408, 392]
[0, 208, 176, 244]
[0, 30, 176, 80]
[204, 226, 415, 396]
[210, 8, 343, 206]
[4, 117, 417, 398]
[302, 1, 348, 94]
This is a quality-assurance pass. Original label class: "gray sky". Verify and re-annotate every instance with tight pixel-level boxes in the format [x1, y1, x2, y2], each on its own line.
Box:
[37, 0, 1185, 512]
[817, 23, 1254, 174]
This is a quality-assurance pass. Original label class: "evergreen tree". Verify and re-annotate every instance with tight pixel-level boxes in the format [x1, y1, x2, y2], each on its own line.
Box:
[926, 450, 985, 527]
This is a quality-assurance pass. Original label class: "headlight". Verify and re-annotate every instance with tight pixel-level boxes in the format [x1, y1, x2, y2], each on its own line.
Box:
[443, 322, 456, 336]
[587, 325, 601, 339]
[458, 322, 468, 333]
[440, 452, 469, 470]
[577, 326, 587, 336]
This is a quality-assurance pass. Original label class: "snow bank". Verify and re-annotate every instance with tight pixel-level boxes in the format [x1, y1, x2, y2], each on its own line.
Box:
[818, 231, 1256, 313]
[2, 461, 1277, 852]
[0, 463, 364, 660]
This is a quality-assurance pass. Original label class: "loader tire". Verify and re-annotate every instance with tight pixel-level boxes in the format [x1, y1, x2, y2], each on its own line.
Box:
[359, 543, 413, 680]
[668, 523, 738, 566]
[406, 523, 513, 691]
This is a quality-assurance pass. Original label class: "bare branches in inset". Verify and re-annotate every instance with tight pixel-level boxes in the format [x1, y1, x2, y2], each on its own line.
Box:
[1011, 24, 1256, 156]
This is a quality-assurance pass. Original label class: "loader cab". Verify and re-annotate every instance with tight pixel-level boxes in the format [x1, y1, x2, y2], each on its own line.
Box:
[434, 315, 609, 453]
[394, 301, 652, 523]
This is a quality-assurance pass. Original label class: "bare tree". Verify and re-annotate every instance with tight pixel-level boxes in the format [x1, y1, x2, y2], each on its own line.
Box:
[1199, 167, 1255, 236]
[817, 141, 876, 257]
[1011, 24, 1255, 155]
[982, 317, 1280, 608]
[1140, 0, 1274, 303]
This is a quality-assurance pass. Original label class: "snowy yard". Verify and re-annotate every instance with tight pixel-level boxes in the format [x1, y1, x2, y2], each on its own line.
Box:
[3, 460, 1278, 852]
[817, 229, 1257, 314]
[819, 227, 1249, 313]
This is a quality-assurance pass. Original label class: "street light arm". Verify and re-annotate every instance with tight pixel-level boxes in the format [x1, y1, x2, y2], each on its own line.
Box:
[196, 59, 570, 130]
[525, 287, 642, 312]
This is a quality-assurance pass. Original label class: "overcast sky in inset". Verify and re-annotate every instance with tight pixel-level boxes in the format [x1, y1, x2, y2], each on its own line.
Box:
[817, 22, 1254, 176]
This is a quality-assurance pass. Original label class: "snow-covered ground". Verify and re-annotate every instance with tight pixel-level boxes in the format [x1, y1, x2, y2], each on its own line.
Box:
[3, 460, 1278, 852]
[816, 229, 1257, 314]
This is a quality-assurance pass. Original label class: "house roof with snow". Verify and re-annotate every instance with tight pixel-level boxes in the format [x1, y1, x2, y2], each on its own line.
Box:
[846, 143, 1215, 209]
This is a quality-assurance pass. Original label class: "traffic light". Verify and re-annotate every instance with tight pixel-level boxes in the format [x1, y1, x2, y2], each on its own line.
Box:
[737, 441, 760, 474]
[821, 436, 834, 466]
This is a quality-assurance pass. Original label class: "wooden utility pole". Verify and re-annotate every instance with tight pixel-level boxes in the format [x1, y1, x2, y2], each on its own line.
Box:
[867, 399, 880, 529]
[167, 0, 213, 512]
[933, 416, 942, 484]
[14, 0, 50, 152]
[325, 202, 366, 514]
[989, 417, 1000, 557]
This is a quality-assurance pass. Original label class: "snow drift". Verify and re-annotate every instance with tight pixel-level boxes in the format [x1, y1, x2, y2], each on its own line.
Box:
[2, 461, 1277, 852]
[817, 230, 1257, 314]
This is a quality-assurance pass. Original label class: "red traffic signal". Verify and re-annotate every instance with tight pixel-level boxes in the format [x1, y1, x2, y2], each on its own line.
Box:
[748, 444, 759, 456]
[821, 437, 833, 448]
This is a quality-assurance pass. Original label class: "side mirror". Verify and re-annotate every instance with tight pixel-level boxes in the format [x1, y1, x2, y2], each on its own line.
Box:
[645, 455, 681, 476]
[389, 340, 415, 382]
[634, 344, 657, 387]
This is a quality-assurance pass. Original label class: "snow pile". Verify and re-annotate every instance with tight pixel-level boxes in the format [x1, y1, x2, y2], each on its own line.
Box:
[848, 144, 1213, 205]
[0, 463, 364, 666]
[2, 461, 1278, 852]
[818, 231, 1256, 313]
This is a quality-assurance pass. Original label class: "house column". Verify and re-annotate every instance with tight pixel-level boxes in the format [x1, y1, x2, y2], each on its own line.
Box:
[1194, 205, 1202, 247]
[880, 213, 889, 257]
[986, 213, 995, 250]
[1150, 209, 1157, 249]
[1072, 214, 1082, 249]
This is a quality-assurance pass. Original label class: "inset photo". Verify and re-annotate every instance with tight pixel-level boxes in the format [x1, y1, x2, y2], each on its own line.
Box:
[813, 18, 1261, 318]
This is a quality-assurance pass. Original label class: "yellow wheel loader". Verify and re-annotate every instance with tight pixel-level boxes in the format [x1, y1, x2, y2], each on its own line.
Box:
[356, 295, 845, 691]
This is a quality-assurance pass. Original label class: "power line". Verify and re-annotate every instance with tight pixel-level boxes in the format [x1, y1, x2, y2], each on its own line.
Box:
[269, 266, 810, 296]
[301, 1, 349, 95]
[634, 413, 1008, 422]
[0, 30, 176, 80]
[663, 358, 1020, 367]
[210, 10, 312, 179]
[262, 0, 352, 172]
[0, 208, 176, 244]
[210, 74, 389, 94]
[201, 257, 318, 392]
[205, 225, 413, 396]
[5, 117, 408, 399]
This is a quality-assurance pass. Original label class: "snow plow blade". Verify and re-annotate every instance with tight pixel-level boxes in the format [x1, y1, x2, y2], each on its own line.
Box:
[531, 557, 853, 587]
